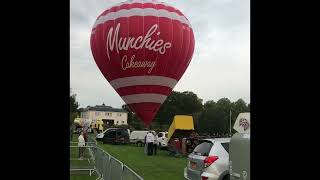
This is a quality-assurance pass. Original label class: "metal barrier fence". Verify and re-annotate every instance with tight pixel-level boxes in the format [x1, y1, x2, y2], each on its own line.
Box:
[70, 136, 144, 180]
[70, 141, 96, 176]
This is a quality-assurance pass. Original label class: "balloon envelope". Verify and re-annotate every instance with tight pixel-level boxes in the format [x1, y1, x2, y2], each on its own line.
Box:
[90, 0, 195, 125]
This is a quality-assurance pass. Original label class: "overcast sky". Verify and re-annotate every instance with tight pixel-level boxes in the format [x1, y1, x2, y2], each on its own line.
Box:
[70, 0, 250, 108]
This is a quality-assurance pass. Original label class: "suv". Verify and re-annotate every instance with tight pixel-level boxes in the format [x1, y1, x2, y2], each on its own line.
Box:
[96, 128, 118, 141]
[157, 132, 168, 148]
[184, 138, 230, 180]
[102, 128, 130, 145]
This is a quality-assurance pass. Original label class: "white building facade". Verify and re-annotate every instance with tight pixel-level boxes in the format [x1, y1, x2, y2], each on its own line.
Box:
[80, 104, 128, 126]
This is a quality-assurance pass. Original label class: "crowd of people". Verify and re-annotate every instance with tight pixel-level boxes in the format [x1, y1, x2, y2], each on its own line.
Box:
[144, 131, 158, 156]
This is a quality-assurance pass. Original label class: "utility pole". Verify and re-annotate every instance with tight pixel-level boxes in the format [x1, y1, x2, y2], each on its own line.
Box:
[229, 110, 232, 136]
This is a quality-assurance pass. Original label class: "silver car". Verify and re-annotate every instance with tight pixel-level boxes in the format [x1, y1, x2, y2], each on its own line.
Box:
[184, 138, 230, 180]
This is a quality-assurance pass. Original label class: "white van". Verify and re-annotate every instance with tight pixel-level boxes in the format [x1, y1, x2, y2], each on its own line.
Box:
[129, 130, 155, 146]
[157, 131, 168, 148]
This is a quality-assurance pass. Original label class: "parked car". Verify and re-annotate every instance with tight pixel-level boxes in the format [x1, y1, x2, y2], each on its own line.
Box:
[157, 131, 168, 148]
[129, 130, 156, 146]
[102, 128, 130, 144]
[184, 138, 230, 180]
[96, 128, 118, 141]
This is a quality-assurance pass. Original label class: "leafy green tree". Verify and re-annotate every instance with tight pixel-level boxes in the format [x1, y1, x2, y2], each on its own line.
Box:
[70, 92, 80, 125]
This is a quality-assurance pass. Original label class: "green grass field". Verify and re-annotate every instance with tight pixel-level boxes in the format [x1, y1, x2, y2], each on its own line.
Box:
[70, 176, 97, 180]
[97, 141, 188, 180]
[70, 133, 187, 180]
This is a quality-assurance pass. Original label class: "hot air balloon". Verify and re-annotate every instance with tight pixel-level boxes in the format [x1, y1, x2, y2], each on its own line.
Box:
[90, 0, 195, 126]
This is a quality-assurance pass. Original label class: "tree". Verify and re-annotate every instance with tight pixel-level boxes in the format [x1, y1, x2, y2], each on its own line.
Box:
[203, 100, 217, 109]
[70, 94, 79, 112]
[70, 92, 80, 125]
[198, 98, 251, 135]
[122, 91, 203, 130]
[121, 90, 249, 135]
[122, 104, 144, 130]
[154, 91, 203, 127]
[122, 104, 132, 124]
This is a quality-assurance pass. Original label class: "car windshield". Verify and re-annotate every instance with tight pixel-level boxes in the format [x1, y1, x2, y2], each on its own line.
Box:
[192, 141, 213, 156]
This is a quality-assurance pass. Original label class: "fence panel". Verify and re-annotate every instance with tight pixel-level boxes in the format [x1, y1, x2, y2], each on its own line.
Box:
[71, 135, 144, 180]
[110, 157, 123, 180]
[102, 152, 110, 180]
[123, 165, 144, 180]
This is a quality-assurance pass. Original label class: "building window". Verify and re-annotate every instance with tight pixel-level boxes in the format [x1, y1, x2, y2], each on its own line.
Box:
[122, 121, 124, 124]
[105, 112, 108, 116]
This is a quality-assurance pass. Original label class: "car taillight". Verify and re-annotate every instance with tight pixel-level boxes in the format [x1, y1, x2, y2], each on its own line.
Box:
[204, 156, 219, 168]
[201, 176, 208, 180]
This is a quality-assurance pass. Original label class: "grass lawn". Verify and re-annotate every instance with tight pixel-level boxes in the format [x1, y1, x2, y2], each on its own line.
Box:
[70, 132, 187, 180]
[70, 176, 97, 180]
[97, 141, 188, 180]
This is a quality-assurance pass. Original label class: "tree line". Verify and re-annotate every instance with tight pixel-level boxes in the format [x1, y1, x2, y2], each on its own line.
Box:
[70, 90, 250, 134]
[70, 89, 80, 126]
[123, 91, 250, 134]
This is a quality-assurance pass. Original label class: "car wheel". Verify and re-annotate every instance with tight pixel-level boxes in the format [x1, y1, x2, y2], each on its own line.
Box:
[222, 174, 230, 180]
[137, 142, 142, 147]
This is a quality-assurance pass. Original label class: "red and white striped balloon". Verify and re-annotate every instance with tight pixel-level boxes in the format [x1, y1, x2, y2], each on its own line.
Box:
[90, 0, 195, 126]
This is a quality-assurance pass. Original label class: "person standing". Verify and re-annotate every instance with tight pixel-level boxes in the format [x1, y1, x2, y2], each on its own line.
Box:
[83, 127, 88, 145]
[144, 134, 148, 155]
[146, 131, 154, 156]
[153, 132, 158, 155]
[78, 131, 85, 159]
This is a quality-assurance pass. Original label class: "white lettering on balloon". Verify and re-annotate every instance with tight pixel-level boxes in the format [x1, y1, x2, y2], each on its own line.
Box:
[121, 55, 156, 74]
[105, 23, 171, 74]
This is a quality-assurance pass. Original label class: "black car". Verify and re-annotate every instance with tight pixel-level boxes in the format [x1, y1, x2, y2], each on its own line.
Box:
[102, 128, 130, 145]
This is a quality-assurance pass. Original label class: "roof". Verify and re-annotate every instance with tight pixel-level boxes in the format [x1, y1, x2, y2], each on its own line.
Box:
[81, 105, 128, 113]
